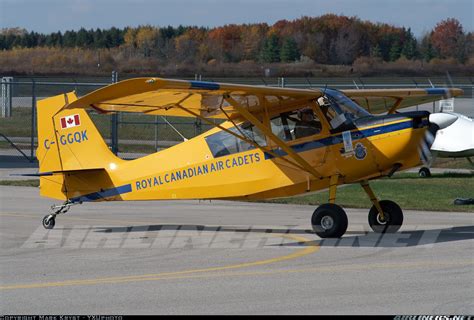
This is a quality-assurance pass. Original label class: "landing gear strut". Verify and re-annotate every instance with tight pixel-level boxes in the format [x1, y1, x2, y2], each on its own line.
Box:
[361, 180, 404, 233]
[311, 177, 405, 238]
[368, 200, 404, 233]
[42, 200, 80, 229]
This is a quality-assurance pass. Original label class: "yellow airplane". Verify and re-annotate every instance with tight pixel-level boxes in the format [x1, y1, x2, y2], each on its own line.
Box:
[34, 78, 462, 238]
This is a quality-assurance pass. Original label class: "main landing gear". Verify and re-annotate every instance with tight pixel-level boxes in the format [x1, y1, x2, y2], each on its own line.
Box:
[42, 200, 80, 229]
[311, 177, 404, 238]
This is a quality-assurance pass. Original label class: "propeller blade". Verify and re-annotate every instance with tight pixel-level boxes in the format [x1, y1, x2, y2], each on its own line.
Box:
[419, 132, 433, 165]
[418, 122, 439, 166]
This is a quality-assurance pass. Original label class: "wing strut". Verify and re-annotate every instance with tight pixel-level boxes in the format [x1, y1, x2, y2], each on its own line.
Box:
[224, 94, 322, 179]
[173, 101, 311, 173]
[387, 98, 403, 114]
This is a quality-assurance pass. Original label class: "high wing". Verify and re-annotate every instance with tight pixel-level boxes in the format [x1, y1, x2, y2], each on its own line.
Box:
[64, 77, 323, 119]
[62, 77, 325, 178]
[341, 88, 464, 114]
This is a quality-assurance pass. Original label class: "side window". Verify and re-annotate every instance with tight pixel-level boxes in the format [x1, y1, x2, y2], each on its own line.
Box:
[270, 115, 293, 141]
[238, 122, 267, 150]
[271, 108, 322, 141]
[205, 122, 267, 158]
[206, 131, 240, 157]
[319, 99, 338, 124]
[317, 95, 358, 131]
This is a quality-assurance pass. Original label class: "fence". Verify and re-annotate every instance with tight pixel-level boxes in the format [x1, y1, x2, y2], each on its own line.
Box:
[1, 74, 473, 164]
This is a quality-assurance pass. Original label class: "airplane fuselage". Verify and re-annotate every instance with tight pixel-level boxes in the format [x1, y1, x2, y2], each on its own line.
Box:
[59, 112, 428, 203]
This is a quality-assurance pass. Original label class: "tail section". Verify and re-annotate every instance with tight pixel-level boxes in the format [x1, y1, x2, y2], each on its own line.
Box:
[36, 92, 122, 200]
[37, 92, 119, 172]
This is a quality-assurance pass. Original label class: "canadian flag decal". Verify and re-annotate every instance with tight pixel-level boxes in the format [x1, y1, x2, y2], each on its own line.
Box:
[60, 114, 81, 129]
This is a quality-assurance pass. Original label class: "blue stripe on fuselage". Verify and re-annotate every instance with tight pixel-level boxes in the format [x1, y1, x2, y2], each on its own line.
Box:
[69, 120, 418, 200]
[264, 120, 414, 159]
[70, 184, 132, 203]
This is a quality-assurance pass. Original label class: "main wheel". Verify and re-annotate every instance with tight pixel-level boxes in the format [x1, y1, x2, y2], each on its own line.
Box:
[311, 203, 348, 238]
[368, 200, 403, 233]
[418, 167, 431, 178]
[42, 215, 55, 229]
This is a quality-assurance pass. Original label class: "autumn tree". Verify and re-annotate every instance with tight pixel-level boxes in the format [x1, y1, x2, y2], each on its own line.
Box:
[241, 24, 268, 61]
[430, 18, 465, 60]
[332, 22, 363, 64]
[0, 15, 470, 71]
[207, 25, 243, 62]
[174, 32, 199, 63]
[124, 28, 138, 49]
[135, 26, 160, 57]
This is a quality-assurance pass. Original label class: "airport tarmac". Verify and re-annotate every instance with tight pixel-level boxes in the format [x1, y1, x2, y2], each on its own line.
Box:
[0, 186, 473, 314]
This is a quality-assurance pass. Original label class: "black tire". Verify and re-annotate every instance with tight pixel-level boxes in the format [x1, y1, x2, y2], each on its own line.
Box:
[311, 203, 348, 238]
[418, 167, 431, 178]
[368, 200, 403, 233]
[42, 215, 55, 229]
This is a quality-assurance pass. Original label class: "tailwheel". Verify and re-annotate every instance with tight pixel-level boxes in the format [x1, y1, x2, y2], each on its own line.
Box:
[311, 203, 348, 238]
[368, 200, 403, 233]
[41, 200, 80, 230]
[42, 215, 56, 229]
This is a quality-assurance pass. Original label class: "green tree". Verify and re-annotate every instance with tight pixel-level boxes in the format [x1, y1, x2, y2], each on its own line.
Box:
[389, 42, 401, 61]
[420, 34, 437, 61]
[93, 28, 106, 48]
[106, 27, 124, 47]
[3, 34, 15, 49]
[370, 44, 382, 58]
[160, 26, 176, 40]
[378, 34, 396, 61]
[454, 33, 469, 63]
[280, 38, 300, 62]
[401, 28, 418, 59]
[260, 34, 280, 63]
[76, 28, 93, 48]
[63, 30, 77, 47]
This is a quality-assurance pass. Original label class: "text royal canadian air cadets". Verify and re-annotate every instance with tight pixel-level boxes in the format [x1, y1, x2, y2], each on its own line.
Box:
[135, 152, 261, 191]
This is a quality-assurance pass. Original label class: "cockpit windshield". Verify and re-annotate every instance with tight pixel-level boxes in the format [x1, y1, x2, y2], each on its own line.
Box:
[318, 89, 372, 130]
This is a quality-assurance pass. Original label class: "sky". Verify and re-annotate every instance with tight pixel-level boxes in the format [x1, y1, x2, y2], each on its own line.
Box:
[0, 0, 472, 37]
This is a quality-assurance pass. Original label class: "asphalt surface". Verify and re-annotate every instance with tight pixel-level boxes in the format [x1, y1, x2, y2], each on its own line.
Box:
[0, 186, 473, 314]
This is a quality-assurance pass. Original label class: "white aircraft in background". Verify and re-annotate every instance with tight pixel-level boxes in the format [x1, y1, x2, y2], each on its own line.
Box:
[419, 112, 474, 177]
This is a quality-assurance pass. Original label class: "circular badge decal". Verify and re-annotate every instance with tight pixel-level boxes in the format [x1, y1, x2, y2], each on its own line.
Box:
[354, 143, 367, 160]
